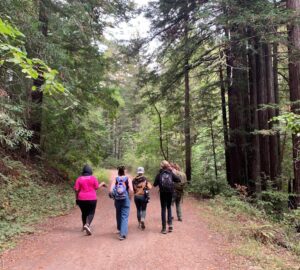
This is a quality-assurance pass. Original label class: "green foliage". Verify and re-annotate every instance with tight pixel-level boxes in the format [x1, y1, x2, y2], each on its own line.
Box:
[0, 103, 33, 150]
[273, 112, 300, 134]
[0, 18, 65, 94]
[93, 168, 109, 184]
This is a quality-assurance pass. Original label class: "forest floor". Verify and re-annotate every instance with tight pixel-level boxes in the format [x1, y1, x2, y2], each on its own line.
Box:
[0, 170, 299, 270]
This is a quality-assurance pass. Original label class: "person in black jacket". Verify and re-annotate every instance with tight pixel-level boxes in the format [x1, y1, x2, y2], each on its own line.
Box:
[154, 160, 180, 234]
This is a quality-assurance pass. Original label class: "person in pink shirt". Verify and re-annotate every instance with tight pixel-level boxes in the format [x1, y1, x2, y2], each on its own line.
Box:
[74, 165, 107, 235]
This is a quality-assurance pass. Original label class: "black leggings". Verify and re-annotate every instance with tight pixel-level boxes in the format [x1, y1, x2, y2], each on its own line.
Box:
[160, 192, 173, 228]
[77, 200, 97, 226]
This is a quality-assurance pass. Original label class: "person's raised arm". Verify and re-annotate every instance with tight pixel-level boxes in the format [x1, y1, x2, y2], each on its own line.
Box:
[98, 182, 107, 188]
[171, 172, 180, 183]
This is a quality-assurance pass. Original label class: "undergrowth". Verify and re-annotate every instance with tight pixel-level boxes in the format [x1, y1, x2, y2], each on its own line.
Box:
[204, 195, 300, 270]
[0, 156, 74, 252]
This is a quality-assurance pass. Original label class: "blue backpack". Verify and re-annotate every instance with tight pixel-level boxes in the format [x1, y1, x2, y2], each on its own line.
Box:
[114, 176, 128, 200]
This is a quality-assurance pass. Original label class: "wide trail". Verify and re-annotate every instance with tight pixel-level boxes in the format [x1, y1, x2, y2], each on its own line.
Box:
[1, 170, 242, 270]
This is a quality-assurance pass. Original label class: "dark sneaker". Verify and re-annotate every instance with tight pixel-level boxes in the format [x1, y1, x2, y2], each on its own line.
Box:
[141, 221, 145, 230]
[84, 224, 92, 235]
[168, 226, 173, 232]
[119, 235, 126, 241]
[178, 218, 183, 222]
[161, 228, 167, 234]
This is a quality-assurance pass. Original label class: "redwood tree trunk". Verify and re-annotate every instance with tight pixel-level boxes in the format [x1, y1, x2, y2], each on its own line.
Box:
[273, 38, 282, 183]
[265, 43, 280, 185]
[287, 0, 300, 205]
[219, 55, 230, 184]
[227, 28, 249, 187]
[247, 34, 261, 194]
[256, 42, 271, 190]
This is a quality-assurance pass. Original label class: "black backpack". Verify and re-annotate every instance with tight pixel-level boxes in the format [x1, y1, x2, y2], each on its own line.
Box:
[160, 170, 174, 192]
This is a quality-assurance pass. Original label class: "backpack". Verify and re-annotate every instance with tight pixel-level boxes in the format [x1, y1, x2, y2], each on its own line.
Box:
[114, 176, 128, 200]
[174, 171, 187, 194]
[160, 170, 174, 193]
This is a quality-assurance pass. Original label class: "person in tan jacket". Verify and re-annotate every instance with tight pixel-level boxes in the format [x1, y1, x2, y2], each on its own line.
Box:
[171, 163, 187, 222]
[132, 167, 152, 230]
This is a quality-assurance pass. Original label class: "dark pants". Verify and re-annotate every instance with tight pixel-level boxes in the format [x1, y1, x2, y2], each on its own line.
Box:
[115, 196, 130, 237]
[77, 200, 97, 226]
[172, 191, 183, 219]
[134, 195, 147, 222]
[160, 192, 173, 228]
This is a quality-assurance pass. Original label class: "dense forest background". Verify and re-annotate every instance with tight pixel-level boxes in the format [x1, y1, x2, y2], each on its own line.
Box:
[1, 0, 300, 254]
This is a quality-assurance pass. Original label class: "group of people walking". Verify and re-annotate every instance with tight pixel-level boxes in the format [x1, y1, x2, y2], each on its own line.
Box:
[73, 160, 187, 240]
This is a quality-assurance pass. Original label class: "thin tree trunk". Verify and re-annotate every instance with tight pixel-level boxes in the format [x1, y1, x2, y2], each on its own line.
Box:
[153, 104, 168, 161]
[209, 118, 218, 181]
[184, 4, 192, 182]
[287, 0, 300, 206]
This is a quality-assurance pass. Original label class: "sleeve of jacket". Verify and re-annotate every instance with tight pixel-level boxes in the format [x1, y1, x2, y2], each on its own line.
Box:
[172, 172, 180, 183]
[153, 173, 160, 187]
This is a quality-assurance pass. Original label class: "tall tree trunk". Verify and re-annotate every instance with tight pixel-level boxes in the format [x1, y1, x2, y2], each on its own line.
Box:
[29, 0, 48, 156]
[287, 0, 300, 206]
[227, 27, 249, 187]
[248, 34, 261, 194]
[184, 5, 192, 182]
[219, 55, 230, 184]
[265, 43, 280, 186]
[273, 37, 282, 183]
[256, 41, 271, 190]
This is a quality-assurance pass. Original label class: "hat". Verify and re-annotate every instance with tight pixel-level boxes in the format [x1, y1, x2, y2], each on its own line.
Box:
[137, 167, 145, 174]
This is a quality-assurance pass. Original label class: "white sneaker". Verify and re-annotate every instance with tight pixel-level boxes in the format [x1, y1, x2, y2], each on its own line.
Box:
[84, 224, 92, 235]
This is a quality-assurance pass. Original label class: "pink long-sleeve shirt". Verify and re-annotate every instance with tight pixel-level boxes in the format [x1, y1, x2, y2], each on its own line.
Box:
[74, 176, 99, 200]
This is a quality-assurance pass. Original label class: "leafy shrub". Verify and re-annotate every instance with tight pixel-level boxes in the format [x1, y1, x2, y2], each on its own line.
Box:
[257, 191, 289, 219]
[188, 177, 234, 198]
[283, 209, 300, 233]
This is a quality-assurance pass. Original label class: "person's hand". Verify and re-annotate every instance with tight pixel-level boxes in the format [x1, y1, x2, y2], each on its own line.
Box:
[102, 183, 108, 188]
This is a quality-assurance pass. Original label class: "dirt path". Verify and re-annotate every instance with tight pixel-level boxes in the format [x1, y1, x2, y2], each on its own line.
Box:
[0, 170, 246, 270]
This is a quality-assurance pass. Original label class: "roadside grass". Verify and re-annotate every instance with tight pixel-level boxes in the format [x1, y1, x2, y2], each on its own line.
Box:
[199, 196, 300, 270]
